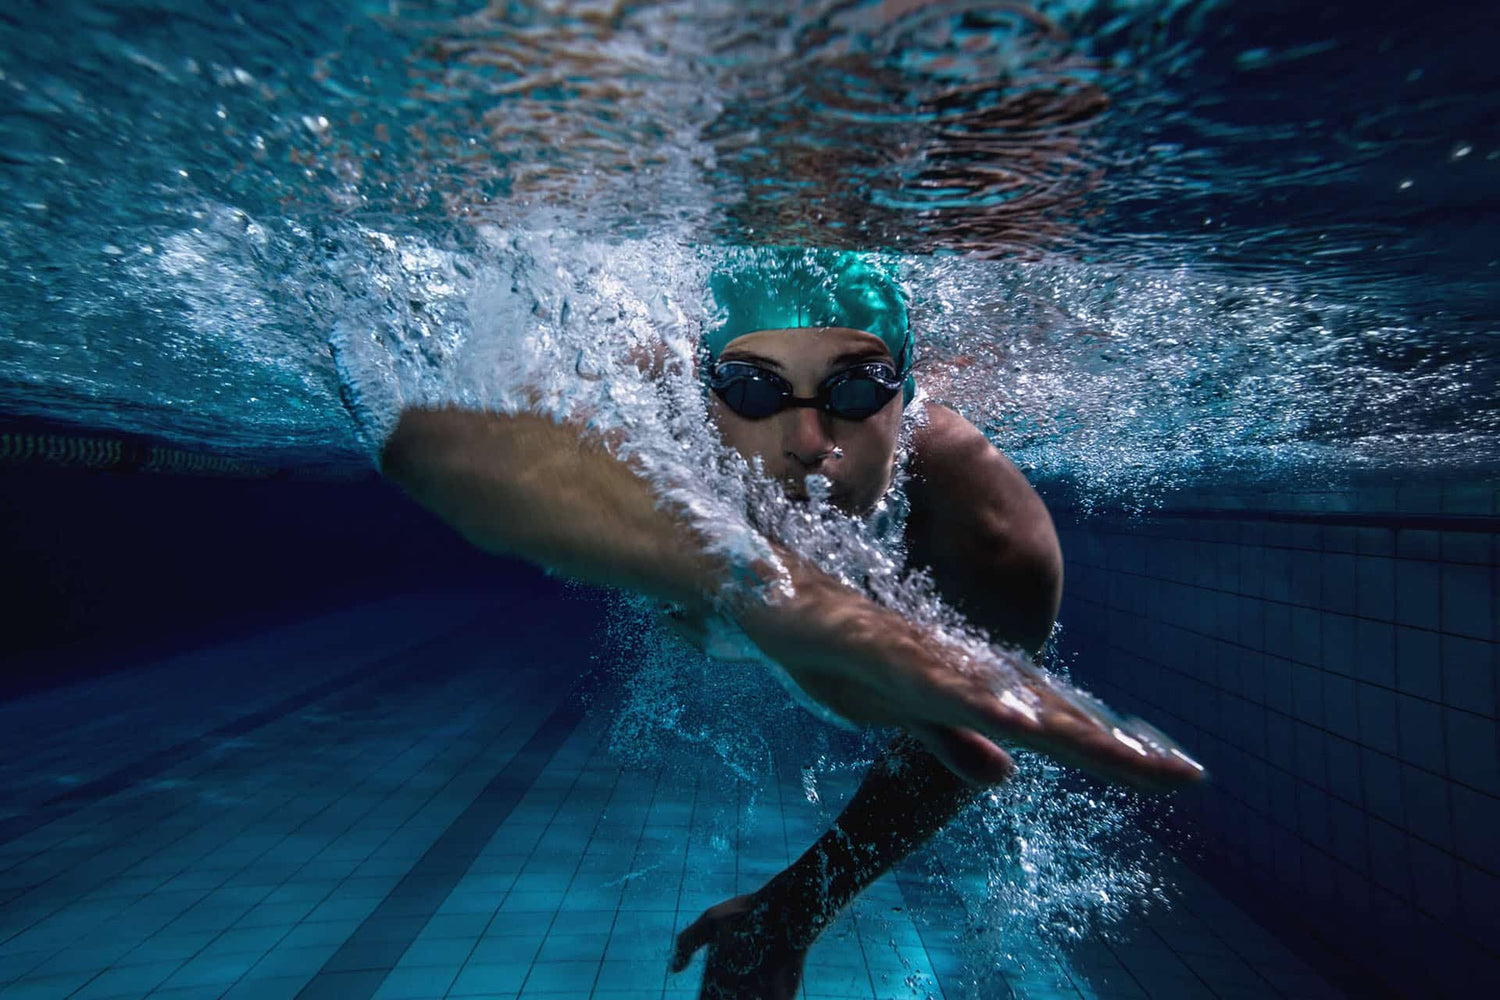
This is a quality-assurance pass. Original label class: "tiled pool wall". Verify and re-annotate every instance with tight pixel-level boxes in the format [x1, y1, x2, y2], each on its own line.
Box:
[1052, 476, 1499, 1000]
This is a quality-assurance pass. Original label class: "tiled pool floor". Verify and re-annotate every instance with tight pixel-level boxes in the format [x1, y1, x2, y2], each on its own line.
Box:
[0, 593, 1351, 1000]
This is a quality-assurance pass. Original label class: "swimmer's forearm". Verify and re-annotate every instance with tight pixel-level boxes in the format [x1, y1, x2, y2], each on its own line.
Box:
[385, 410, 910, 652]
[382, 408, 894, 643]
[381, 408, 729, 610]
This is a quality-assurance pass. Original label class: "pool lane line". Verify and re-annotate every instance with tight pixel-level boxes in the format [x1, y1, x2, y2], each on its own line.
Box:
[0, 604, 517, 852]
[0, 420, 371, 480]
[292, 685, 590, 1000]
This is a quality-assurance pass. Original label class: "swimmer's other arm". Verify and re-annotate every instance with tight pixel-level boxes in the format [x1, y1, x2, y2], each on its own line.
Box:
[905, 403, 1064, 658]
[381, 408, 1203, 790]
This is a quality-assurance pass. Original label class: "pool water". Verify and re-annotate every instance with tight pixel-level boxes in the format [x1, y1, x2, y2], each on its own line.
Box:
[2, 0, 1497, 998]
[0, 594, 1354, 1000]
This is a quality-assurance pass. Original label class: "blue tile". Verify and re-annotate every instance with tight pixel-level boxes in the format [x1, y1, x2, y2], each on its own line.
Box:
[1239, 650, 1267, 705]
[1290, 552, 1322, 607]
[1264, 656, 1294, 715]
[469, 935, 543, 965]
[535, 933, 608, 963]
[1397, 529, 1441, 560]
[1294, 722, 1329, 788]
[1322, 674, 1358, 741]
[372, 965, 458, 999]
[1354, 619, 1396, 687]
[1395, 562, 1441, 630]
[593, 960, 663, 992]
[1444, 710, 1500, 795]
[1365, 819, 1413, 898]
[1397, 695, 1447, 774]
[1456, 860, 1500, 929]
[1289, 608, 1322, 666]
[1356, 556, 1396, 620]
[1301, 851, 1338, 908]
[1408, 840, 1459, 922]
[1266, 711, 1295, 772]
[1326, 735, 1363, 804]
[1357, 527, 1395, 557]
[1441, 635, 1496, 717]
[1271, 829, 1305, 889]
[449, 961, 530, 996]
[1395, 627, 1442, 700]
[71, 961, 180, 999]
[1292, 665, 1324, 724]
[1355, 683, 1399, 756]
[1441, 564, 1495, 641]
[1441, 530, 1493, 563]
[1239, 545, 1265, 599]
[1263, 549, 1293, 602]
[1295, 781, 1330, 843]
[1360, 749, 1404, 824]
[220, 976, 309, 1000]
[1321, 614, 1356, 678]
[1399, 765, 1453, 851]
[1325, 527, 1360, 555]
[1322, 555, 1357, 615]
[401, 938, 475, 965]
[1450, 786, 1500, 872]
[1335, 866, 1373, 914]
[523, 961, 600, 992]
[1328, 798, 1368, 870]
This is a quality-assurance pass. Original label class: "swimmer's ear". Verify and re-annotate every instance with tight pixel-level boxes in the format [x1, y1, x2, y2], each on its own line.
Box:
[912, 723, 1016, 787]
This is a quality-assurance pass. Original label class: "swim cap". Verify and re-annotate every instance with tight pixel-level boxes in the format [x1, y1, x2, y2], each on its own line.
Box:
[704, 247, 915, 405]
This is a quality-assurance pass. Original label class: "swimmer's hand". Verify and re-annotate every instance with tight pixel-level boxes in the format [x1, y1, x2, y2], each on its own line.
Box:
[734, 568, 1206, 792]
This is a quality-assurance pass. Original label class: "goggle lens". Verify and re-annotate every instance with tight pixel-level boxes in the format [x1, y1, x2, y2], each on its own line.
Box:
[715, 374, 785, 419]
[709, 362, 902, 422]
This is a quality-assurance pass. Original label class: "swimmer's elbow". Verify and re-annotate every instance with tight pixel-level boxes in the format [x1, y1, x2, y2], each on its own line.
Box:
[962, 519, 1063, 657]
[379, 408, 447, 484]
[378, 408, 523, 556]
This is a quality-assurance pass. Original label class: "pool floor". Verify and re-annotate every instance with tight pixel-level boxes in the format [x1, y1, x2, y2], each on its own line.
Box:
[0, 594, 1350, 1000]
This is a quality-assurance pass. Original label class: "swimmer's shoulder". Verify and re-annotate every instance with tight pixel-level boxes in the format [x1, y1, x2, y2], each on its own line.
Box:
[909, 402, 1032, 495]
[907, 401, 1053, 541]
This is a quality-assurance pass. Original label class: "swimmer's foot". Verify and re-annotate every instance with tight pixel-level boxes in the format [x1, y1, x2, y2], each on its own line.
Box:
[669, 892, 810, 1000]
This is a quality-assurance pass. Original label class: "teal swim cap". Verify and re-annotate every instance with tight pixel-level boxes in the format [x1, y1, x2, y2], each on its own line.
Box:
[704, 247, 915, 405]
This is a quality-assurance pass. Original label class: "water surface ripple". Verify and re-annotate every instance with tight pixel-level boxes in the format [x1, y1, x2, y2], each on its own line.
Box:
[0, 0, 1495, 494]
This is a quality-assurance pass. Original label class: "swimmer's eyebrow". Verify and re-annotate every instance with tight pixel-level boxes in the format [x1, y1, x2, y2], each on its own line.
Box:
[718, 351, 784, 370]
[828, 348, 893, 367]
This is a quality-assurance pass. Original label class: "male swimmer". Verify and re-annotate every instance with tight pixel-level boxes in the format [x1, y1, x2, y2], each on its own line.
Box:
[381, 249, 1203, 999]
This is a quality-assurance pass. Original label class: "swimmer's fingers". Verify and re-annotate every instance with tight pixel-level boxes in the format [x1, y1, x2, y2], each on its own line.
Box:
[940, 671, 1206, 792]
[670, 912, 713, 973]
[910, 723, 1015, 787]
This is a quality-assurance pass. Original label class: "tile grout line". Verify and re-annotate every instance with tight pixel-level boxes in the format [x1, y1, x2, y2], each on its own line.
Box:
[0, 603, 527, 854]
[293, 678, 589, 1000]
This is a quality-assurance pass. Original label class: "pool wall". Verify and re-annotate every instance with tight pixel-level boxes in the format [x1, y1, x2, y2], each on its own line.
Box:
[1054, 477, 1499, 999]
[0, 461, 540, 698]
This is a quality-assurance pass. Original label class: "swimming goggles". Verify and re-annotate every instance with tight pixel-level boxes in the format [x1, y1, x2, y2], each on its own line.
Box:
[708, 360, 905, 421]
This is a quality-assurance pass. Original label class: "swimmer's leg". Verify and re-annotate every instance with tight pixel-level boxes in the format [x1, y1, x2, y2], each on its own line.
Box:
[671, 735, 977, 998]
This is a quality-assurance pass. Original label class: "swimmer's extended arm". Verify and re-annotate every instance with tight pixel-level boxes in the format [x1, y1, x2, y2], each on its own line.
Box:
[382, 408, 723, 612]
[906, 403, 1064, 656]
[383, 407, 1200, 790]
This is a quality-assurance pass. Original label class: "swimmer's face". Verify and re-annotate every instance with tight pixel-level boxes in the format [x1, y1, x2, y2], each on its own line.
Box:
[709, 327, 903, 514]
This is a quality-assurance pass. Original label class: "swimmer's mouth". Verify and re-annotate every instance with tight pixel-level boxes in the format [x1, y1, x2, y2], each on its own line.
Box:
[784, 481, 849, 505]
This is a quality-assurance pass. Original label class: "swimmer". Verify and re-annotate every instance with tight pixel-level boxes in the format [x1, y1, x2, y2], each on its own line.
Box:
[381, 248, 1204, 999]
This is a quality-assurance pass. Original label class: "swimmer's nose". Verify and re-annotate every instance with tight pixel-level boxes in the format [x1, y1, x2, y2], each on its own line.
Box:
[784, 405, 837, 468]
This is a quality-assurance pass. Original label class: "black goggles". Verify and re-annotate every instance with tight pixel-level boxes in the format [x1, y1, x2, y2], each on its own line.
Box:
[708, 360, 904, 421]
